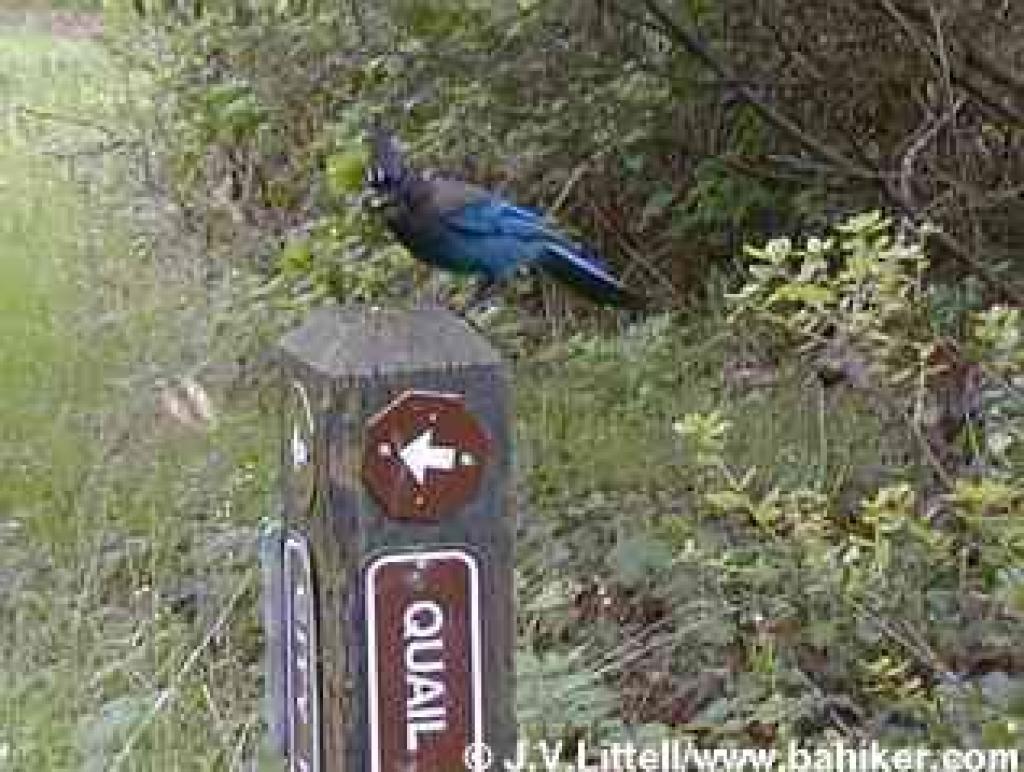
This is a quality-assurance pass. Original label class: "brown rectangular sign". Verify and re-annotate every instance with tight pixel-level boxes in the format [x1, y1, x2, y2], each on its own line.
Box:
[365, 549, 482, 772]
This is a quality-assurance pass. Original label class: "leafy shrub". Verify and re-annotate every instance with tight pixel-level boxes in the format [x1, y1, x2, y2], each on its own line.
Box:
[107, 0, 1024, 317]
[517, 215, 1024, 752]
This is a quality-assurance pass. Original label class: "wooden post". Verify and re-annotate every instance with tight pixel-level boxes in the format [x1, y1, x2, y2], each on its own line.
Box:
[269, 306, 515, 772]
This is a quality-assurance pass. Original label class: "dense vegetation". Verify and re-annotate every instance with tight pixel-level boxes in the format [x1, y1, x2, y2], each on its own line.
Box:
[2, 0, 1022, 767]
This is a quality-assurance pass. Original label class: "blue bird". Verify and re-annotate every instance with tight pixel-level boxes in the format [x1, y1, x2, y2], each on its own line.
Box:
[364, 130, 645, 310]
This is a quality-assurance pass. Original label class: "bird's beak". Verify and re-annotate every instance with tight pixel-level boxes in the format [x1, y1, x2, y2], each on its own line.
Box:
[359, 188, 388, 211]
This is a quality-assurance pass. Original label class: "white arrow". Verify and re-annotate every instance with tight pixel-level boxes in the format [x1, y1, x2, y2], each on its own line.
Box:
[399, 429, 457, 485]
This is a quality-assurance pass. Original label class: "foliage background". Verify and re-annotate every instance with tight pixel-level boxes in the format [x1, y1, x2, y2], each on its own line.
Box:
[1, 0, 1022, 767]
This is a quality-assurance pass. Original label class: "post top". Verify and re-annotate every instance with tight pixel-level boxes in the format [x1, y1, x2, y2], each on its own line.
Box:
[278, 306, 503, 382]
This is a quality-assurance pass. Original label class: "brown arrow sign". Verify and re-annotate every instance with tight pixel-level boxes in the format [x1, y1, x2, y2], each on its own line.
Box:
[362, 390, 490, 521]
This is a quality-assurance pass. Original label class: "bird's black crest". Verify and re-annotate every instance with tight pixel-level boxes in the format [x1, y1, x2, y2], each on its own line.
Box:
[366, 127, 409, 192]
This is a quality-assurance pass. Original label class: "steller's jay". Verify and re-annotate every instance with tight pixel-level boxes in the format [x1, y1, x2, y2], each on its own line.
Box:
[364, 130, 645, 311]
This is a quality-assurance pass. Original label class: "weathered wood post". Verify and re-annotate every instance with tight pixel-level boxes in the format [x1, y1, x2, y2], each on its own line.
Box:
[264, 306, 515, 771]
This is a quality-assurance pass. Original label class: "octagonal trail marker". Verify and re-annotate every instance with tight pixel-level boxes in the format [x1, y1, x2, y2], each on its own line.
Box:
[363, 390, 490, 521]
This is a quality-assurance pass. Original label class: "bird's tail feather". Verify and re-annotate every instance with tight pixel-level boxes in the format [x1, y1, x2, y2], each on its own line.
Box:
[538, 243, 647, 310]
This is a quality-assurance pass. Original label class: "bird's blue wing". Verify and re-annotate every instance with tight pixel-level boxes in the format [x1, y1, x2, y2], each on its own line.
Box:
[400, 175, 643, 307]
[453, 200, 620, 276]
[425, 175, 565, 241]
[440, 196, 555, 239]
[441, 196, 639, 304]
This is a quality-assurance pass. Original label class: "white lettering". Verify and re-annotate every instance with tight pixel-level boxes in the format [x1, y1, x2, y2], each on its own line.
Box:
[402, 600, 449, 754]
[403, 600, 443, 639]
[405, 638, 443, 673]
[537, 740, 562, 770]
[407, 673, 445, 709]
[408, 705, 445, 721]
[406, 718, 446, 752]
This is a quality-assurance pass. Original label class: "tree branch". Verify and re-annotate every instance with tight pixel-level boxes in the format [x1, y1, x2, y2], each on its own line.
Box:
[621, 0, 881, 182]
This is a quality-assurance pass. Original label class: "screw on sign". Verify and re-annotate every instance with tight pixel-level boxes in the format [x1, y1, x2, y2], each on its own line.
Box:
[363, 391, 490, 520]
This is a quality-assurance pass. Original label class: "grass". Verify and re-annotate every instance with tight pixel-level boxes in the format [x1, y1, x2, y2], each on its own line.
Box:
[0, 33, 111, 769]
[0, 32, 274, 770]
[0, 35, 104, 539]
[517, 315, 895, 503]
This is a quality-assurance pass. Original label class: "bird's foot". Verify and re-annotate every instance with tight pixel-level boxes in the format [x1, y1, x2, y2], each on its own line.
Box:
[459, 278, 501, 314]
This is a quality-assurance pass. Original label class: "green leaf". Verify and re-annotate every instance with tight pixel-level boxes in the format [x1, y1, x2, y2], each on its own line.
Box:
[706, 489, 753, 514]
[641, 189, 676, 224]
[277, 239, 312, 275]
[326, 148, 369, 195]
[767, 284, 835, 306]
[608, 533, 674, 585]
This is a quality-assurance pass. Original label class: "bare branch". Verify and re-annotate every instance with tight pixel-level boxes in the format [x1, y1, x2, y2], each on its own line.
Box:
[899, 95, 966, 211]
[17, 106, 119, 139]
[619, 0, 881, 182]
